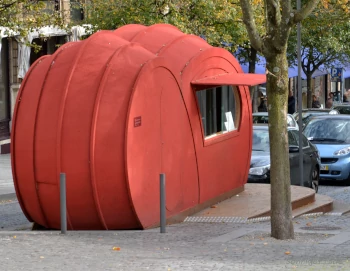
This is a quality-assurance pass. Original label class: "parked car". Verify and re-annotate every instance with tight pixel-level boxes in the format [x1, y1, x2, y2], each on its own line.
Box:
[303, 114, 350, 184]
[248, 125, 320, 191]
[331, 103, 350, 115]
[293, 108, 339, 127]
[252, 112, 299, 129]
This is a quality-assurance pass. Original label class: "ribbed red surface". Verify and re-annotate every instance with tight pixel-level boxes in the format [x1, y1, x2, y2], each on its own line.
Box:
[11, 24, 260, 230]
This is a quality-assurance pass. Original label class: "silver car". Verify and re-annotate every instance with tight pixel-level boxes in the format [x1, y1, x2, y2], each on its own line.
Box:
[252, 112, 299, 129]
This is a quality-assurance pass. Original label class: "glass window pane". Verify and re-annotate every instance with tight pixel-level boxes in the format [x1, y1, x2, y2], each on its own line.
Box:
[291, 130, 309, 148]
[288, 131, 298, 146]
[302, 134, 309, 148]
[196, 85, 240, 139]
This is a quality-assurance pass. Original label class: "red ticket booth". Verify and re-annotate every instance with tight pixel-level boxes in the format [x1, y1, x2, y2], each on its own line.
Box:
[11, 24, 266, 230]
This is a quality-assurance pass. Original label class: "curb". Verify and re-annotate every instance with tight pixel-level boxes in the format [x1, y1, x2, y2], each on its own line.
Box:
[0, 192, 17, 202]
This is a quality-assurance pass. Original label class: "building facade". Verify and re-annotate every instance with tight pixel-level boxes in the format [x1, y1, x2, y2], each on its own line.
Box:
[0, 0, 87, 153]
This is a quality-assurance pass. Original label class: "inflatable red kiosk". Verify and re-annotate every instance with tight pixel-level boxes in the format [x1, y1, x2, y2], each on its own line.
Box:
[11, 24, 266, 230]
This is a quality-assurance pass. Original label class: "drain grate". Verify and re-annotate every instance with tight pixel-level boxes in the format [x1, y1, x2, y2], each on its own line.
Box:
[184, 216, 272, 223]
[184, 216, 248, 223]
[300, 226, 341, 231]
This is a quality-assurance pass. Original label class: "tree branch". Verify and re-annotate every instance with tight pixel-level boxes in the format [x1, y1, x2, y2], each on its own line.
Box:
[293, 0, 321, 23]
[0, 0, 18, 11]
[239, 0, 263, 53]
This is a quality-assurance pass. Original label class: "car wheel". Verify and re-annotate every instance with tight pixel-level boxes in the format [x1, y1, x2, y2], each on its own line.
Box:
[311, 166, 319, 193]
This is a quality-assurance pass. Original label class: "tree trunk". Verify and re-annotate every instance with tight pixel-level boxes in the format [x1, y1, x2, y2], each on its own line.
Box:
[266, 51, 294, 240]
[249, 47, 258, 112]
[306, 74, 312, 108]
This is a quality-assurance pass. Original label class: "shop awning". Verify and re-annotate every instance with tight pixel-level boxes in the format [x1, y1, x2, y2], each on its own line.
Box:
[191, 72, 266, 87]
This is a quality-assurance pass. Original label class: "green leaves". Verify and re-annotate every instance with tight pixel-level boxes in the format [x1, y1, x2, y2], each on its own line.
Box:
[0, 0, 64, 37]
[288, 0, 350, 71]
[79, 0, 248, 52]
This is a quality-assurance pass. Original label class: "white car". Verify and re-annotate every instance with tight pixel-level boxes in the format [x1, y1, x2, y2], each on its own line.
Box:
[252, 112, 299, 130]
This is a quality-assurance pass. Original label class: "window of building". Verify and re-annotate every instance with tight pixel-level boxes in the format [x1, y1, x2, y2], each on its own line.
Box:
[30, 36, 67, 65]
[196, 85, 240, 140]
[11, 39, 21, 84]
[70, 0, 84, 22]
[40, 0, 60, 14]
[0, 38, 10, 139]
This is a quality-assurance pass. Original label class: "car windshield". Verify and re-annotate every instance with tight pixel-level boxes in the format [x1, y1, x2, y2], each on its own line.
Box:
[303, 118, 350, 143]
[332, 106, 350, 115]
[252, 129, 270, 151]
[253, 115, 297, 128]
[294, 111, 329, 122]
[253, 115, 269, 124]
[287, 115, 296, 127]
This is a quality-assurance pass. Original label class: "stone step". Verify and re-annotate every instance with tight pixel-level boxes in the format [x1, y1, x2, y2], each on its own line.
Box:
[249, 184, 317, 218]
[189, 183, 323, 220]
[292, 193, 333, 218]
[325, 200, 350, 216]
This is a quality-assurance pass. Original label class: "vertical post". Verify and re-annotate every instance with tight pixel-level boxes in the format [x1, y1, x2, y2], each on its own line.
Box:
[60, 173, 67, 234]
[160, 173, 166, 233]
[297, 0, 304, 187]
[342, 69, 345, 102]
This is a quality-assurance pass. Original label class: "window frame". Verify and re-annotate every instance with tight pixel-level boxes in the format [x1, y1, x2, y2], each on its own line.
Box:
[290, 130, 310, 149]
[194, 84, 242, 146]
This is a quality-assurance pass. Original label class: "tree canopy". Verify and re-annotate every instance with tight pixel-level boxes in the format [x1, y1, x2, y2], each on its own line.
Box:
[0, 0, 63, 36]
[79, 0, 250, 52]
[288, 0, 350, 106]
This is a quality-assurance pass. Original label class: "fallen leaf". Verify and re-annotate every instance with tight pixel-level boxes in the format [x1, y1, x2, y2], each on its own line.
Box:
[285, 251, 291, 255]
[211, 205, 217, 208]
[112, 247, 121, 251]
[13, 236, 16, 239]
[259, 237, 264, 241]
[263, 243, 268, 245]
[306, 222, 312, 226]
[40, 256, 44, 259]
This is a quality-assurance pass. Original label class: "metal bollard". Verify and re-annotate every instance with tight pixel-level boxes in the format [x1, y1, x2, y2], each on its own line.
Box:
[60, 173, 67, 234]
[160, 173, 166, 233]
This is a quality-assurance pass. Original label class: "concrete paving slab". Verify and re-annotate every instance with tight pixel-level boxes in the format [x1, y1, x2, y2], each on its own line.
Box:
[318, 231, 350, 245]
[326, 200, 350, 215]
[206, 228, 256, 243]
[0, 154, 15, 200]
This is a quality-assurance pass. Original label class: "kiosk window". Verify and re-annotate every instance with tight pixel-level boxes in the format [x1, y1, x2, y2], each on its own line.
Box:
[196, 85, 240, 139]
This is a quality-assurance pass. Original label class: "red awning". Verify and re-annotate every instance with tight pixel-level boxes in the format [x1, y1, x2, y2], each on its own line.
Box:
[191, 72, 266, 87]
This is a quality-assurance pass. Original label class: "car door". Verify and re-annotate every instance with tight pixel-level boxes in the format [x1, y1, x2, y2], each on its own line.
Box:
[288, 130, 299, 185]
[290, 130, 313, 186]
[301, 133, 314, 186]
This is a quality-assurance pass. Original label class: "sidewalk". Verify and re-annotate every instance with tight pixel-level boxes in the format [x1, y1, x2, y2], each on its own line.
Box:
[2, 153, 350, 270]
[1, 215, 350, 270]
[0, 154, 16, 201]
